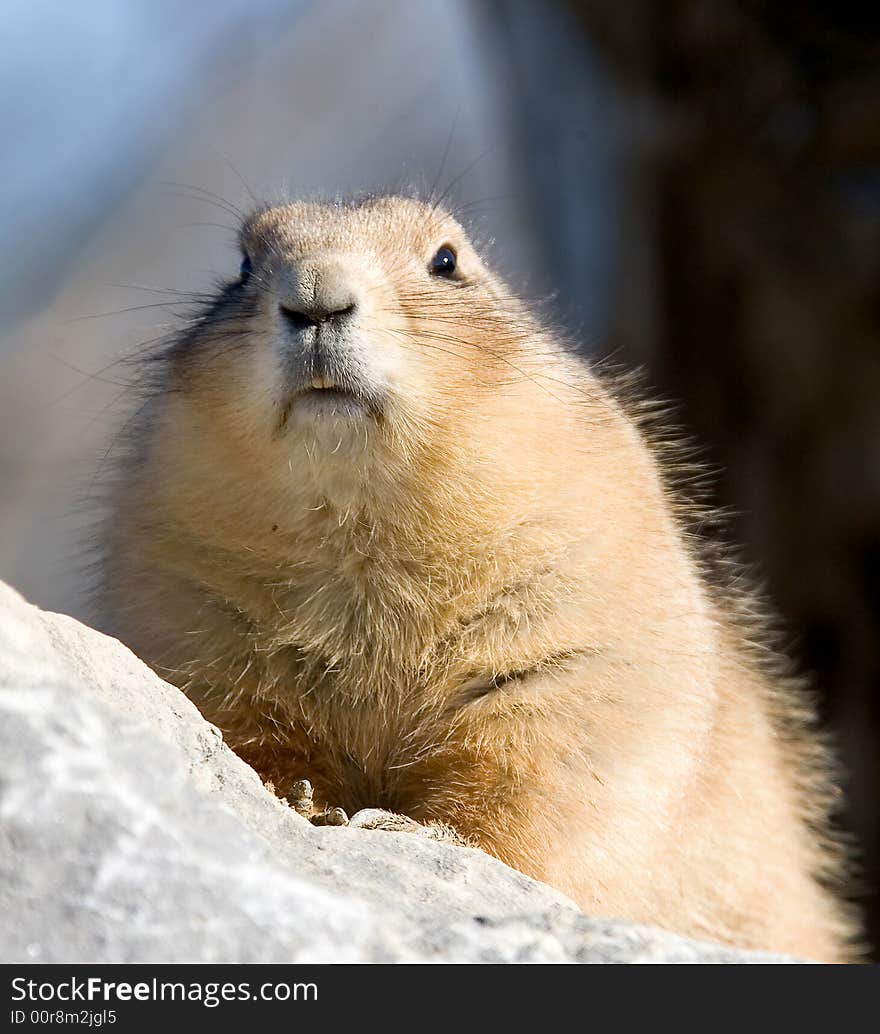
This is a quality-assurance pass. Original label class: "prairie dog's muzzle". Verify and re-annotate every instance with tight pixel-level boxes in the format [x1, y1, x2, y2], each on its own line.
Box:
[272, 254, 384, 412]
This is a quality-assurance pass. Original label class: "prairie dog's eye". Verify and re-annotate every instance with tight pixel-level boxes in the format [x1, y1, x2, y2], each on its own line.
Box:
[429, 246, 457, 277]
[239, 254, 252, 282]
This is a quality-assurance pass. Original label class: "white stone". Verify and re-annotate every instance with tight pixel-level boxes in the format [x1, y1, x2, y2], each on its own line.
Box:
[0, 580, 797, 963]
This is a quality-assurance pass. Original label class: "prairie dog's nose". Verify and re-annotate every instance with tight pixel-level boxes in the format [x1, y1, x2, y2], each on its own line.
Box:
[279, 260, 358, 330]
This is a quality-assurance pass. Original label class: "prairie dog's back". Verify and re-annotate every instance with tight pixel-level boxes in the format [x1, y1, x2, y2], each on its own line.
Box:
[96, 195, 858, 961]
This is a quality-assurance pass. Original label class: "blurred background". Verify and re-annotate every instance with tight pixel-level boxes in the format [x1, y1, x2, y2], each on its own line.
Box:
[1, 0, 877, 955]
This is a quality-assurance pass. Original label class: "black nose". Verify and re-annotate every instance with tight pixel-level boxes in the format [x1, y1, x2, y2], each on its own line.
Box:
[279, 301, 356, 331]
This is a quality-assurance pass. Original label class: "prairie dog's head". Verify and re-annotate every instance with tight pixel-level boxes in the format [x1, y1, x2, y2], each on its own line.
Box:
[154, 196, 579, 511]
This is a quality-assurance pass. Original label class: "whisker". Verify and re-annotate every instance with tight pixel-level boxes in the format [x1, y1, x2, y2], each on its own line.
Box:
[431, 147, 496, 212]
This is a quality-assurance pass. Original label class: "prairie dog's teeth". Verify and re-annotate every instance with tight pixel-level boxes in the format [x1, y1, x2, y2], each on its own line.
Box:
[311, 376, 335, 390]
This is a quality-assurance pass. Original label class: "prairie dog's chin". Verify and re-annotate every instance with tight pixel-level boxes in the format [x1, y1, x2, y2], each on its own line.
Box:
[278, 383, 384, 447]
[293, 388, 371, 420]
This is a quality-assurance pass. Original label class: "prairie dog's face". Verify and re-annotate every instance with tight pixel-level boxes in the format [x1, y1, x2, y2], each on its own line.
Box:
[169, 197, 529, 466]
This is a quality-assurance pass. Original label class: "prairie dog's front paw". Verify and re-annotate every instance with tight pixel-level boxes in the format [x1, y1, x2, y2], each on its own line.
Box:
[285, 785, 467, 846]
[310, 806, 350, 826]
[348, 808, 422, 832]
[349, 808, 469, 845]
[288, 779, 315, 818]
[285, 779, 349, 825]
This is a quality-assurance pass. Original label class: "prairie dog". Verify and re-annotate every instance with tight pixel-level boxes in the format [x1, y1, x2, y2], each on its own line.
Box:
[96, 195, 857, 961]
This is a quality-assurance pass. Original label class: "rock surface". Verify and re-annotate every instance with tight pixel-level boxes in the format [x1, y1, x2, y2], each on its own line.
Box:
[0, 580, 796, 963]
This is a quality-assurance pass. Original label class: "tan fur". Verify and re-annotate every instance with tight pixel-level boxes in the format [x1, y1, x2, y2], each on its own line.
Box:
[95, 196, 859, 961]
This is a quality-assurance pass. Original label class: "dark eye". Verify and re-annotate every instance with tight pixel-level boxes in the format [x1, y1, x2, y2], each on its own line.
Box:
[239, 254, 252, 282]
[430, 246, 457, 277]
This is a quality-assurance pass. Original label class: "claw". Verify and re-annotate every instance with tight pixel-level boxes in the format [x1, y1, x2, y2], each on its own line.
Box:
[311, 806, 349, 827]
[289, 778, 314, 818]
